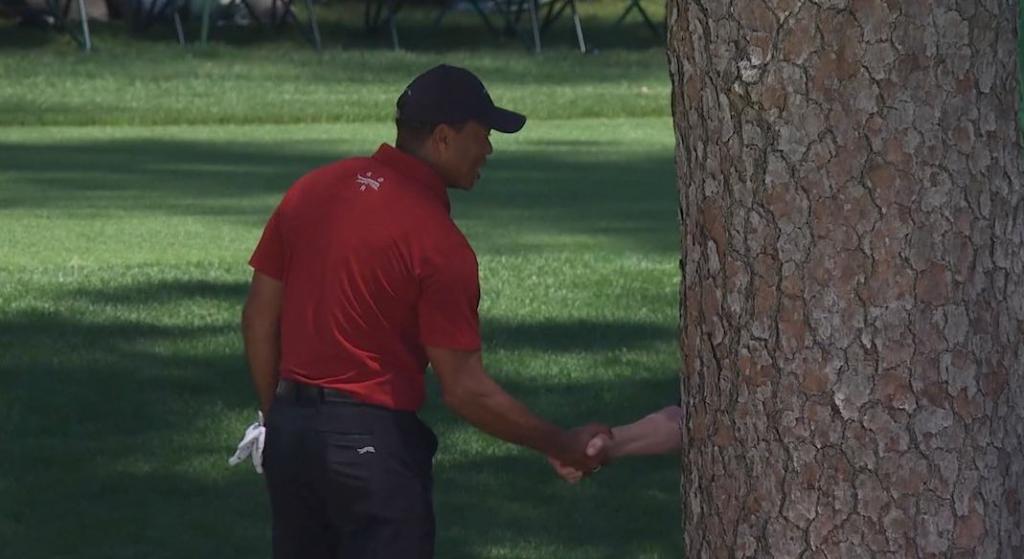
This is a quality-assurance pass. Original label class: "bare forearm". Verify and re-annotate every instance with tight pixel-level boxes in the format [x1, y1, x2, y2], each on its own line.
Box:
[243, 318, 280, 415]
[430, 347, 609, 470]
[444, 374, 565, 457]
[607, 406, 683, 459]
[241, 271, 283, 416]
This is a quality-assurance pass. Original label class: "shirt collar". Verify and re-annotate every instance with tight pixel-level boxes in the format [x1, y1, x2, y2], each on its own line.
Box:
[371, 144, 450, 213]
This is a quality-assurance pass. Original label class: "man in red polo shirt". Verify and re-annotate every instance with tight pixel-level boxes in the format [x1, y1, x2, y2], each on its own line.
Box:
[241, 64, 611, 559]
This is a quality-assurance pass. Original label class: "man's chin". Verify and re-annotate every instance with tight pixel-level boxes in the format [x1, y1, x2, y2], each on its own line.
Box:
[449, 181, 475, 191]
[461, 173, 482, 190]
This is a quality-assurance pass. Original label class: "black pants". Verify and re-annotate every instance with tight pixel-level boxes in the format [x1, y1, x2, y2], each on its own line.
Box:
[263, 384, 438, 559]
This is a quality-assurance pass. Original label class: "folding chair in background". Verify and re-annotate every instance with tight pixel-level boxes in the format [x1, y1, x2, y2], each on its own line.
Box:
[431, 0, 506, 41]
[364, 0, 499, 51]
[364, 0, 492, 52]
[199, 0, 321, 49]
[365, 0, 585, 53]
[25, 0, 94, 50]
[443, 0, 586, 53]
[362, 0, 401, 50]
[506, 0, 586, 54]
[130, 0, 188, 45]
[613, 0, 660, 38]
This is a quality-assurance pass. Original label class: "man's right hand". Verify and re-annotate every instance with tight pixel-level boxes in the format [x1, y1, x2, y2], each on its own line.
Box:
[551, 423, 613, 472]
[548, 427, 614, 482]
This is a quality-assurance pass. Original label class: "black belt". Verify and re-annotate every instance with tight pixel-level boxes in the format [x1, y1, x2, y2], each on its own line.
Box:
[275, 379, 360, 404]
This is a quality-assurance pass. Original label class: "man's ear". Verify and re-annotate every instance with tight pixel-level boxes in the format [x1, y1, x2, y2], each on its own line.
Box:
[431, 123, 454, 153]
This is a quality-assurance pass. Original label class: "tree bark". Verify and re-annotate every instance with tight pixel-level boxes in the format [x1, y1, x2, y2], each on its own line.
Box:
[669, 1, 1024, 557]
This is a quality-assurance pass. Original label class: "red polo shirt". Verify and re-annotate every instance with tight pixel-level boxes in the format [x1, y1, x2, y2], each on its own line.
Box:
[249, 144, 481, 411]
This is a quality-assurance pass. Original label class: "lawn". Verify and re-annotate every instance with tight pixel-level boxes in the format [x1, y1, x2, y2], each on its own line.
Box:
[0, 4, 682, 558]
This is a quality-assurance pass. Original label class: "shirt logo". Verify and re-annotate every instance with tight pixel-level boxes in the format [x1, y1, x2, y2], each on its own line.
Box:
[356, 446, 376, 455]
[356, 172, 385, 192]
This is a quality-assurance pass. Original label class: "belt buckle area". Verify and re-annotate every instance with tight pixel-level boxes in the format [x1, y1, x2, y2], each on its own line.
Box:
[275, 380, 316, 403]
[278, 378, 358, 401]
[275, 380, 356, 404]
[274, 380, 293, 399]
[320, 387, 355, 404]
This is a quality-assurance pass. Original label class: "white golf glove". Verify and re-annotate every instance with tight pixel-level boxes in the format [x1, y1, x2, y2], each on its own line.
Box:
[228, 411, 266, 473]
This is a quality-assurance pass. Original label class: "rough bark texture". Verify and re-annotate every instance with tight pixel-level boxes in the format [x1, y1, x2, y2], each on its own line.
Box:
[669, 1, 1024, 557]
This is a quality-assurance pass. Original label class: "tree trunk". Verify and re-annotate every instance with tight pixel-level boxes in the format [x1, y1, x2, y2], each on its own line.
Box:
[669, 1, 1024, 557]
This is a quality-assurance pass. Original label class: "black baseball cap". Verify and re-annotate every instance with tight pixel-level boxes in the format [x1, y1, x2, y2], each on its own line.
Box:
[396, 64, 527, 134]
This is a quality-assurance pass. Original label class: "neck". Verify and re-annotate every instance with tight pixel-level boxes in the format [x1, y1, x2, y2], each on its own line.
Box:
[397, 143, 448, 186]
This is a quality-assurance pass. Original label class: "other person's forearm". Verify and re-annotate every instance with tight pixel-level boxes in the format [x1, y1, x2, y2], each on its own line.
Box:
[606, 405, 683, 459]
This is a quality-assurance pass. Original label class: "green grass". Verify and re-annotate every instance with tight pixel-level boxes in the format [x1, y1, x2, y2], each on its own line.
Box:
[0, 0, 670, 126]
[1, 6, 680, 558]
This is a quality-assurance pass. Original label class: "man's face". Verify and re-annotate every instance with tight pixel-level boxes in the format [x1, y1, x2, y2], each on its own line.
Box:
[437, 120, 493, 190]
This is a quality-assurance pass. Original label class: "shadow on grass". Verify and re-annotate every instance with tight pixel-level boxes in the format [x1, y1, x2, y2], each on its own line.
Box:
[0, 277, 680, 558]
[74, 277, 673, 352]
[0, 138, 337, 200]
[0, 310, 247, 437]
[78, 278, 251, 305]
[1, 136, 677, 253]
[485, 317, 672, 351]
[432, 450, 680, 558]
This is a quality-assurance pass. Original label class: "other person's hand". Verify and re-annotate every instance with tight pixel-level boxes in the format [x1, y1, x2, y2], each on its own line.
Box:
[547, 430, 613, 483]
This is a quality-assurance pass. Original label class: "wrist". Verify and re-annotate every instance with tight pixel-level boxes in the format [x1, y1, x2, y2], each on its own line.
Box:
[539, 427, 571, 459]
[606, 426, 625, 459]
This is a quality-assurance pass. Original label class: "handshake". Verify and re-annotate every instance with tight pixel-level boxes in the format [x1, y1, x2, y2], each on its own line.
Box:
[546, 405, 684, 483]
[545, 424, 615, 483]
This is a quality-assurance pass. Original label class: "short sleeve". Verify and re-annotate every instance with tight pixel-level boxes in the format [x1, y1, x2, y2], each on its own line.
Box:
[249, 208, 286, 281]
[417, 243, 481, 351]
